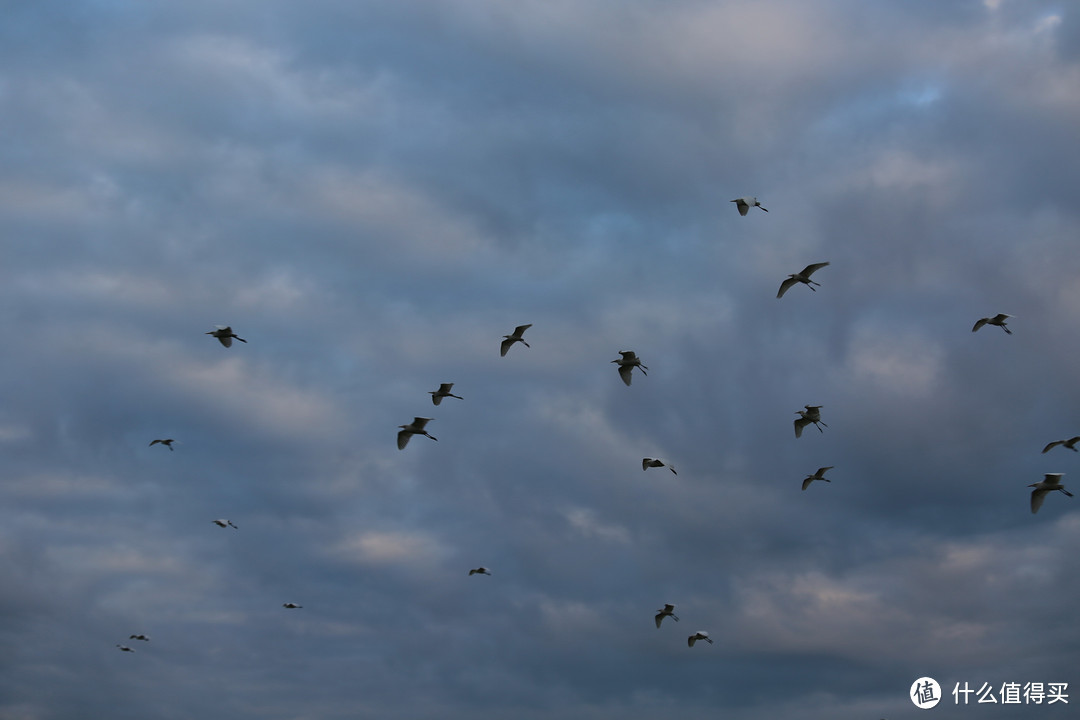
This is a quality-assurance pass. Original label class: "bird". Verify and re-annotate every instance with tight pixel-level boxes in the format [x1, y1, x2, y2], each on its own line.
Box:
[206, 325, 247, 348]
[429, 383, 463, 406]
[972, 313, 1012, 335]
[129, 634, 150, 642]
[794, 405, 826, 438]
[282, 603, 303, 609]
[1042, 436, 1080, 454]
[777, 262, 830, 298]
[687, 631, 713, 647]
[116, 644, 135, 652]
[655, 604, 679, 628]
[731, 197, 767, 215]
[801, 466, 834, 491]
[397, 417, 437, 449]
[212, 519, 238, 529]
[612, 351, 648, 386]
[500, 324, 532, 356]
[148, 438, 175, 451]
[468, 567, 492, 576]
[1029, 473, 1074, 514]
[642, 458, 676, 475]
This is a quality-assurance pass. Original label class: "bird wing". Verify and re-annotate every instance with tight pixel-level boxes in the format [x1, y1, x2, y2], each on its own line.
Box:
[972, 318, 988, 333]
[1042, 440, 1062, 453]
[992, 313, 1011, 323]
[802, 477, 813, 491]
[149, 439, 161, 446]
[802, 261, 830, 277]
[1044, 473, 1064, 487]
[514, 324, 532, 337]
[439, 383, 454, 392]
[500, 337, 513, 356]
[218, 335, 232, 347]
[688, 635, 697, 647]
[816, 466, 834, 477]
[777, 277, 799, 298]
[1031, 489, 1047, 514]
[794, 417, 808, 438]
[655, 613, 664, 629]
[397, 430, 411, 450]
[413, 417, 432, 429]
[733, 199, 749, 215]
[431, 394, 443, 406]
[618, 364, 633, 386]
[642, 458, 653, 471]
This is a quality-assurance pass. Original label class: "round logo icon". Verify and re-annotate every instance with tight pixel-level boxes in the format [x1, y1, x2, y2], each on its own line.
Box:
[911, 677, 942, 709]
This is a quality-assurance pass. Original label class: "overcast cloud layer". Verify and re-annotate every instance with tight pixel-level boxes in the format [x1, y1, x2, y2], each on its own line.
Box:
[2, 1, 1079, 719]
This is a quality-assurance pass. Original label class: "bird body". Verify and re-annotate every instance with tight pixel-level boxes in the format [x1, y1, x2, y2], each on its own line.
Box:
[116, 644, 135, 652]
[500, 324, 533, 356]
[972, 313, 1012, 334]
[212, 519, 238, 529]
[731, 197, 767, 215]
[283, 603, 303, 609]
[1042, 436, 1080, 454]
[655, 603, 679, 628]
[468, 567, 492, 576]
[612, 351, 648, 386]
[777, 262, 830, 298]
[206, 325, 247, 347]
[129, 634, 150, 642]
[801, 466, 834, 491]
[149, 438, 175, 450]
[397, 417, 437, 449]
[429, 383, 463, 406]
[1029, 473, 1074, 514]
[688, 631, 713, 647]
[642, 458, 676, 475]
[794, 405, 826, 438]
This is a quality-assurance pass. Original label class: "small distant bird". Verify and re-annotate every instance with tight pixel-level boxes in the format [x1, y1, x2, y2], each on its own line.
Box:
[212, 519, 238, 529]
[282, 603, 303, 609]
[612, 351, 648, 386]
[429, 383, 463, 406]
[731, 197, 767, 215]
[801, 466, 834, 491]
[655, 604, 679, 628]
[206, 325, 247, 348]
[500, 324, 533, 357]
[794, 405, 826, 438]
[778, 262, 830, 298]
[129, 634, 150, 642]
[642, 458, 676, 475]
[1029, 473, 1074, 514]
[1042, 436, 1080, 454]
[397, 417, 437, 450]
[972, 313, 1012, 335]
[468, 567, 492, 576]
[116, 644, 135, 652]
[688, 631, 713, 647]
[149, 438, 174, 451]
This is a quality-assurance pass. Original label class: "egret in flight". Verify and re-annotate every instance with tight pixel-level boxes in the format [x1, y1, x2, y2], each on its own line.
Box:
[149, 438, 175, 451]
[801, 466, 834, 491]
[642, 458, 676, 475]
[116, 644, 135, 652]
[283, 603, 303, 609]
[212, 519, 238, 529]
[655, 604, 679, 628]
[1029, 473, 1074, 514]
[206, 325, 247, 347]
[468, 567, 492, 576]
[129, 634, 150, 642]
[1042, 436, 1080, 454]
[397, 417, 437, 449]
[731, 197, 767, 215]
[429, 383, 463, 406]
[794, 406, 826, 438]
[500, 324, 533, 356]
[972, 313, 1012, 335]
[778, 262, 830, 298]
[688, 631, 714, 647]
[612, 351, 648, 386]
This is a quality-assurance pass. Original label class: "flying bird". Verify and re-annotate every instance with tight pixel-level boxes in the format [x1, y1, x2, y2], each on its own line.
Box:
[129, 634, 150, 642]
[397, 417, 437, 449]
[777, 262, 830, 298]
[212, 519, 238, 529]
[468, 567, 492, 576]
[612, 351, 648, 386]
[1029, 473, 1074, 514]
[282, 603, 303, 609]
[500, 324, 533, 357]
[1042, 436, 1080, 454]
[731, 197, 767, 215]
[148, 438, 175, 451]
[688, 631, 714, 647]
[116, 644, 135, 652]
[655, 604, 679, 628]
[429, 383, 463, 406]
[642, 458, 676, 475]
[206, 325, 247, 348]
[794, 405, 826, 438]
[801, 466, 834, 491]
[972, 313, 1013, 334]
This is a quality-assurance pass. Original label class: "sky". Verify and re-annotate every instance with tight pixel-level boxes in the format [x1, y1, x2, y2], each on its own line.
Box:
[1, 1, 1079, 718]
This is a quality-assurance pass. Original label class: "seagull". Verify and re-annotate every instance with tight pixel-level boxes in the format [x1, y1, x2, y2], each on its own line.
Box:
[1029, 473, 1074, 514]
[731, 197, 767, 215]
[642, 458, 676, 475]
[500, 324, 533, 357]
[794, 405, 826, 438]
[612, 351, 648, 386]
[1042, 436, 1080, 454]
[429, 383, 463, 406]
[397, 417, 437, 449]
[778, 262, 830, 298]
[801, 466, 834, 491]
[129, 634, 150, 642]
[468, 567, 492, 576]
[688, 631, 714, 647]
[149, 438, 175, 451]
[206, 325, 247, 348]
[972, 313, 1012, 335]
[116, 644, 135, 652]
[212, 519, 238, 529]
[282, 603, 303, 609]
[655, 604, 679, 628]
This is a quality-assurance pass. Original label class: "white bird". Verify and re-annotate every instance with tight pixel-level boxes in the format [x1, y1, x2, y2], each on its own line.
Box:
[801, 466, 834, 491]
[429, 383, 463, 406]
[282, 603, 303, 609]
[468, 567, 492, 576]
[612, 351, 648, 386]
[642, 458, 676, 475]
[129, 634, 150, 642]
[397, 417, 437, 449]
[206, 325, 247, 348]
[1029, 473, 1074, 514]
[212, 519, 238, 529]
[731, 197, 767, 216]
[778, 262, 830, 298]
[972, 313, 1012, 335]
[655, 603, 679, 628]
[794, 405, 826, 438]
[1042, 436, 1080, 454]
[688, 631, 713, 647]
[500, 324, 533, 356]
[116, 644, 135, 652]
[149, 438, 175, 451]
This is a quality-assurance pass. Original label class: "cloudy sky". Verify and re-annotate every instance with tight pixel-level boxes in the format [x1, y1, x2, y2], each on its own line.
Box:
[2, 1, 1079, 718]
